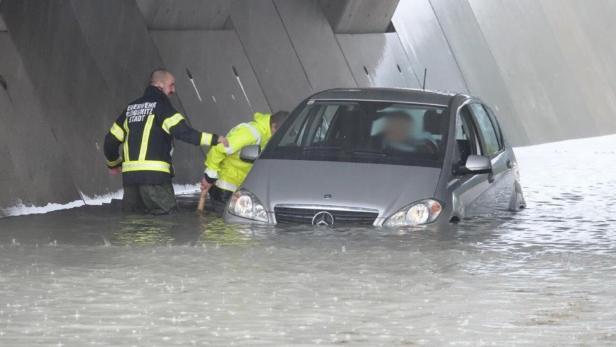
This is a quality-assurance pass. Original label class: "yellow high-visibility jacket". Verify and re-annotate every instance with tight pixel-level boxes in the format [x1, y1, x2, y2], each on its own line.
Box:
[204, 112, 272, 191]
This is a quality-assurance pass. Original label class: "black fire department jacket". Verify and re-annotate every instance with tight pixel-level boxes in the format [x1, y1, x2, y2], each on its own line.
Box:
[104, 86, 219, 186]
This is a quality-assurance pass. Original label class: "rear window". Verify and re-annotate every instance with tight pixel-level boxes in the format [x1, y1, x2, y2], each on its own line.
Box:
[261, 100, 450, 167]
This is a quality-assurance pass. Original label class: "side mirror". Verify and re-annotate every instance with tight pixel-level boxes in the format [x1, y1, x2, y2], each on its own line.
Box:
[457, 155, 492, 175]
[240, 145, 261, 163]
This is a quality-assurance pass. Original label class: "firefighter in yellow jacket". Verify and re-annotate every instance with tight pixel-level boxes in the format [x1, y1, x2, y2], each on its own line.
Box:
[201, 111, 289, 211]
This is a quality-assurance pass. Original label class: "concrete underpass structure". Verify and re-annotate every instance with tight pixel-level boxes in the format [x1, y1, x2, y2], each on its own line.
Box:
[0, 0, 615, 214]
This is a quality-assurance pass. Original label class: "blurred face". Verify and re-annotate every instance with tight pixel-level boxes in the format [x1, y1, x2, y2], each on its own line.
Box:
[153, 73, 176, 96]
[384, 117, 414, 143]
[162, 74, 176, 96]
[270, 122, 280, 135]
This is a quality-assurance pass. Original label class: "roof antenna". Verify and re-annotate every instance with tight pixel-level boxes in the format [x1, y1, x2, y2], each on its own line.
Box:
[422, 68, 427, 91]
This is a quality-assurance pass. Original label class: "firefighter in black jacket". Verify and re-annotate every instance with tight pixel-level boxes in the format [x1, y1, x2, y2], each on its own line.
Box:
[104, 69, 226, 214]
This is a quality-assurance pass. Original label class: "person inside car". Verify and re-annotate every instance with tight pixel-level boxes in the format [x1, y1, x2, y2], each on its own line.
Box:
[377, 111, 438, 155]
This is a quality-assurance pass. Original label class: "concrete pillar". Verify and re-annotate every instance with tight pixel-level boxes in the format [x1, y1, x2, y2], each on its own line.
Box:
[428, 0, 529, 145]
[0, 0, 4, 32]
[0, 0, 119, 199]
[319, 0, 399, 33]
[0, 0, 201, 201]
[336, 33, 420, 89]
[467, 0, 603, 143]
[136, 0, 231, 30]
[274, 0, 356, 91]
[230, 0, 313, 112]
[392, 0, 467, 93]
[0, 32, 81, 209]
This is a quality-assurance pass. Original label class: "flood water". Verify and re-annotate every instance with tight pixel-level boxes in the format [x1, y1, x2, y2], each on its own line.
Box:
[1, 136, 616, 346]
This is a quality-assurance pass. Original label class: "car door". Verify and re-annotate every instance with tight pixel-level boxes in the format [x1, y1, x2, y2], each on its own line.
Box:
[449, 105, 491, 218]
[486, 105, 517, 209]
[468, 103, 512, 212]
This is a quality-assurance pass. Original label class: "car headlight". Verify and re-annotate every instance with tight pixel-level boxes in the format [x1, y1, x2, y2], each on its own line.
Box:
[384, 199, 442, 227]
[227, 190, 269, 222]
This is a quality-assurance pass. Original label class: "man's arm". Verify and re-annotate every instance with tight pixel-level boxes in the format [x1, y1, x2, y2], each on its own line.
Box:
[162, 112, 223, 147]
[203, 123, 257, 183]
[104, 115, 126, 169]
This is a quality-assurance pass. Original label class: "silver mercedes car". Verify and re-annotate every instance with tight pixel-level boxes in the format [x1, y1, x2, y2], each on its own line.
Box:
[224, 88, 526, 227]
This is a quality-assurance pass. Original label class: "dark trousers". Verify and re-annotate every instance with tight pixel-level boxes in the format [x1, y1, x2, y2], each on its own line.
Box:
[123, 183, 177, 215]
[208, 185, 234, 214]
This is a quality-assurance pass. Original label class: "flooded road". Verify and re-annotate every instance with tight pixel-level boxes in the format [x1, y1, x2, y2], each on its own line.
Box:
[1, 136, 616, 346]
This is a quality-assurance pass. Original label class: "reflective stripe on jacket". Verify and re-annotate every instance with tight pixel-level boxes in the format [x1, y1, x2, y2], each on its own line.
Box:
[204, 112, 271, 190]
[104, 86, 217, 186]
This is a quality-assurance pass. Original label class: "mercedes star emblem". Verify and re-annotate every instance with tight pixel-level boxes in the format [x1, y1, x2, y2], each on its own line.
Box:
[312, 211, 335, 226]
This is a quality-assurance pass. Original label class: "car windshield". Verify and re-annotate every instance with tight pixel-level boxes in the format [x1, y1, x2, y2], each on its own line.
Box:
[261, 100, 450, 167]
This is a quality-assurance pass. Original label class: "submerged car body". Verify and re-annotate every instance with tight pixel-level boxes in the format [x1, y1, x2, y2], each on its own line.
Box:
[224, 88, 526, 227]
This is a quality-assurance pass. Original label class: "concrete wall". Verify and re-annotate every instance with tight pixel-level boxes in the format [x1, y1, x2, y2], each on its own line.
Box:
[1, 1, 119, 207]
[274, 0, 356, 91]
[229, 0, 314, 112]
[467, 0, 600, 143]
[1, 0, 616, 212]
[136, 0, 232, 30]
[0, 32, 83, 215]
[319, 0, 399, 34]
[392, 0, 467, 93]
[337, 33, 419, 88]
[0, 0, 166, 206]
[429, 0, 528, 144]
[431, 0, 616, 144]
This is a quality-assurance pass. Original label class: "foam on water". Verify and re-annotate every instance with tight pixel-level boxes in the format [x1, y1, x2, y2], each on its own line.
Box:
[1, 184, 200, 217]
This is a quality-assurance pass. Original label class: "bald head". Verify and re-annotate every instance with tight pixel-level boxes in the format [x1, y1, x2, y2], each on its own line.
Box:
[149, 69, 176, 96]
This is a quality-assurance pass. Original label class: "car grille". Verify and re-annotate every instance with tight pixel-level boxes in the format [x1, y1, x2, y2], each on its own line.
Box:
[274, 206, 378, 226]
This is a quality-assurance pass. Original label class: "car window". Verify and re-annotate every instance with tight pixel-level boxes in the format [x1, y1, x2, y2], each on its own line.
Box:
[486, 107, 505, 150]
[470, 104, 501, 157]
[263, 101, 449, 167]
[456, 106, 481, 160]
[279, 106, 311, 146]
[313, 105, 338, 143]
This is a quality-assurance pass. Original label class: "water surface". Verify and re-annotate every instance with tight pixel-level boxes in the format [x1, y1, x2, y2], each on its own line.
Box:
[1, 137, 616, 346]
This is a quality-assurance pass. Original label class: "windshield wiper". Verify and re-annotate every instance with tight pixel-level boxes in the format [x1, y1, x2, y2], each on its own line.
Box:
[345, 149, 390, 158]
[292, 146, 390, 159]
[301, 146, 342, 152]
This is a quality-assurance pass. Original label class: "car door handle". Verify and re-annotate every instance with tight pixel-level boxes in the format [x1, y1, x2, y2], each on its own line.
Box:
[506, 160, 514, 169]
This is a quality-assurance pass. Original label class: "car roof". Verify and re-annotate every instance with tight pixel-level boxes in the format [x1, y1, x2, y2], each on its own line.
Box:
[309, 88, 460, 107]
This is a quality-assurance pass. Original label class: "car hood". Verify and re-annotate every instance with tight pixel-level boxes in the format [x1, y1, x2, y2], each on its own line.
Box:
[243, 159, 442, 217]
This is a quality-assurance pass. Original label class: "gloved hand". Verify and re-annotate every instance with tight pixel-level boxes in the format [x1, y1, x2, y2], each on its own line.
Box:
[203, 171, 217, 184]
[217, 136, 229, 147]
[200, 177, 212, 192]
